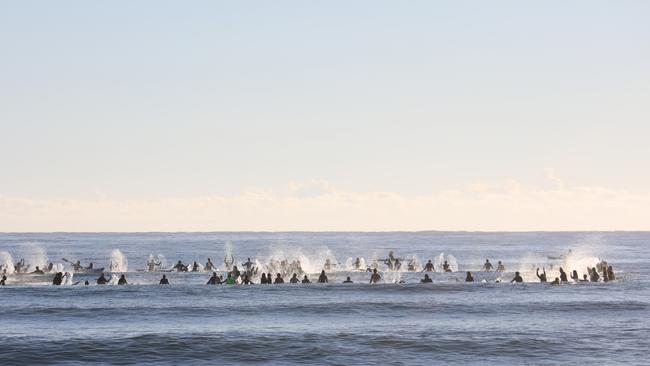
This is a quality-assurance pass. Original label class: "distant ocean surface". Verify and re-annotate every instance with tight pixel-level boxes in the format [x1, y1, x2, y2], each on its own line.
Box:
[1, 232, 648, 365]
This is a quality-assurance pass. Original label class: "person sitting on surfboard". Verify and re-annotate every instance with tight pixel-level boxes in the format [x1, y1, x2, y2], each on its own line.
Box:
[423, 260, 435, 272]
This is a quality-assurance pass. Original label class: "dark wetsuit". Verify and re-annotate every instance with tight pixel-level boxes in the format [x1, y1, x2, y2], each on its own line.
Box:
[511, 274, 523, 283]
[318, 274, 328, 283]
[159, 277, 169, 285]
[97, 275, 110, 285]
[274, 276, 284, 284]
[420, 277, 433, 283]
[536, 269, 547, 283]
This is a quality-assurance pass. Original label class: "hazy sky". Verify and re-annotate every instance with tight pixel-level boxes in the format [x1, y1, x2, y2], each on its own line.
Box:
[1, 1, 649, 231]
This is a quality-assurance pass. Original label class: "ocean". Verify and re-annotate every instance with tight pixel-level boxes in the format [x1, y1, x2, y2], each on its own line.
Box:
[0, 232, 648, 365]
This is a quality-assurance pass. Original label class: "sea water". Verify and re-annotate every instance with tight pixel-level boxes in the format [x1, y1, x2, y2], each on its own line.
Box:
[0, 232, 648, 365]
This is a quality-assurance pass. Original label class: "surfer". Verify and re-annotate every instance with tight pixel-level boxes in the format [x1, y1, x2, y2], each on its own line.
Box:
[369, 268, 381, 284]
[318, 270, 328, 283]
[14, 258, 26, 273]
[222, 273, 236, 285]
[510, 271, 523, 283]
[147, 258, 161, 272]
[46, 263, 54, 272]
[274, 273, 285, 284]
[118, 274, 128, 285]
[159, 275, 169, 285]
[550, 277, 560, 285]
[407, 259, 417, 272]
[324, 258, 332, 271]
[496, 261, 505, 272]
[536, 268, 547, 283]
[243, 258, 254, 271]
[261, 273, 268, 284]
[354, 257, 362, 270]
[52, 272, 63, 285]
[290, 273, 300, 283]
[443, 260, 452, 272]
[191, 261, 200, 272]
[571, 270, 579, 282]
[302, 275, 311, 283]
[343, 276, 353, 283]
[420, 274, 432, 283]
[31, 266, 44, 274]
[0, 275, 6, 285]
[580, 274, 589, 282]
[96, 273, 110, 285]
[423, 260, 435, 272]
[607, 266, 615, 281]
[205, 258, 215, 271]
[266, 272, 273, 284]
[483, 259, 494, 272]
[465, 271, 474, 282]
[559, 267, 568, 282]
[242, 275, 253, 284]
[207, 272, 219, 285]
[589, 267, 600, 282]
[173, 261, 188, 272]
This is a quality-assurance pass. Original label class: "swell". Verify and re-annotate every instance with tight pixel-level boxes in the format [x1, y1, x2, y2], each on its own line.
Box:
[0, 331, 648, 366]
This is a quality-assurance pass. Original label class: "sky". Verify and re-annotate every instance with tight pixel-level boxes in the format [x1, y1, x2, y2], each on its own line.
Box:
[1, 1, 649, 231]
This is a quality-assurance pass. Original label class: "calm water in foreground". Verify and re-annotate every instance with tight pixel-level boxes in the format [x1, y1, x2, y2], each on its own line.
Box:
[0, 232, 648, 365]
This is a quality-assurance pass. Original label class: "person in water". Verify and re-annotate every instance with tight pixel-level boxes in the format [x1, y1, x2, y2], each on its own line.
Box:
[423, 260, 435, 272]
[147, 258, 161, 272]
[274, 273, 285, 284]
[559, 267, 568, 282]
[52, 272, 63, 286]
[354, 257, 362, 270]
[420, 274, 432, 283]
[205, 258, 215, 271]
[31, 266, 44, 274]
[318, 270, 328, 283]
[536, 268, 547, 283]
[301, 275, 310, 283]
[191, 261, 200, 272]
[84, 281, 89, 285]
[0, 275, 6, 285]
[570, 270, 579, 282]
[465, 271, 474, 282]
[483, 259, 493, 271]
[511, 271, 523, 283]
[580, 274, 589, 282]
[590, 267, 600, 282]
[242, 275, 253, 284]
[173, 261, 188, 272]
[260, 273, 268, 284]
[343, 276, 353, 283]
[442, 261, 452, 272]
[290, 273, 300, 283]
[222, 273, 236, 285]
[266, 272, 273, 284]
[118, 274, 128, 285]
[550, 277, 560, 285]
[369, 268, 381, 284]
[207, 272, 219, 285]
[496, 261, 505, 272]
[607, 266, 615, 281]
[96, 273, 110, 285]
[159, 274, 169, 285]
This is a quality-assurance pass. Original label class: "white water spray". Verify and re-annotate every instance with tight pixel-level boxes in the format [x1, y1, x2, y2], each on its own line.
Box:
[110, 249, 128, 272]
